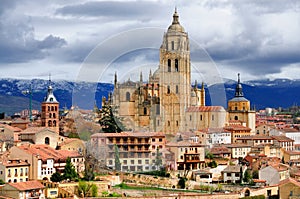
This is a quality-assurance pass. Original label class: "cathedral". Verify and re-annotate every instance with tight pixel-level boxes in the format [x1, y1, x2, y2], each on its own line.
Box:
[110, 10, 255, 135]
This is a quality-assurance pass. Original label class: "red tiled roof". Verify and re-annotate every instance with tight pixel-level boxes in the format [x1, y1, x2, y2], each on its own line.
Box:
[20, 127, 56, 135]
[8, 180, 44, 191]
[236, 135, 273, 140]
[18, 144, 82, 161]
[224, 125, 251, 131]
[186, 106, 225, 112]
[271, 135, 294, 142]
[166, 141, 205, 147]
[279, 177, 300, 187]
[1, 159, 30, 167]
[91, 132, 165, 138]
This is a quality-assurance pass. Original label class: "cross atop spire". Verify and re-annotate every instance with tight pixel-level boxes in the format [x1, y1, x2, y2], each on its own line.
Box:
[172, 7, 180, 24]
[235, 73, 244, 97]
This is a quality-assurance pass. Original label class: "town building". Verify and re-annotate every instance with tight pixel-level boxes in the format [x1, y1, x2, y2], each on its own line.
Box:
[165, 141, 205, 171]
[0, 159, 30, 183]
[90, 132, 166, 172]
[9, 144, 84, 181]
[0, 180, 45, 199]
[41, 79, 59, 134]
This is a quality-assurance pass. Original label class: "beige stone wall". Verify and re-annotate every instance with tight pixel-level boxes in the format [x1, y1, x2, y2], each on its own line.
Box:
[280, 182, 300, 199]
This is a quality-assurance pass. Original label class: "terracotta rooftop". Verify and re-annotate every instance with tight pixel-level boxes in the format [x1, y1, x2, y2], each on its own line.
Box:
[8, 180, 44, 191]
[18, 144, 82, 161]
[271, 135, 294, 142]
[0, 124, 22, 132]
[279, 177, 300, 187]
[186, 106, 225, 112]
[166, 140, 205, 147]
[236, 135, 273, 140]
[20, 127, 56, 135]
[283, 150, 300, 155]
[222, 165, 242, 173]
[224, 125, 251, 131]
[0, 159, 30, 167]
[91, 132, 165, 138]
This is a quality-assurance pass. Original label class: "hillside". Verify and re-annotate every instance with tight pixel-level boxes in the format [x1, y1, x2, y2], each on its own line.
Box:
[0, 78, 299, 115]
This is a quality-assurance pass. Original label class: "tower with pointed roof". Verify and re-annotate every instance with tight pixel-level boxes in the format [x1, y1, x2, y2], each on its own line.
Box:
[41, 78, 59, 133]
[157, 8, 191, 134]
[111, 9, 205, 134]
[227, 74, 255, 133]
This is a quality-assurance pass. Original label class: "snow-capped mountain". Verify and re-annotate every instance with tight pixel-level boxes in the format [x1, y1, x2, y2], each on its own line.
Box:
[0, 78, 300, 115]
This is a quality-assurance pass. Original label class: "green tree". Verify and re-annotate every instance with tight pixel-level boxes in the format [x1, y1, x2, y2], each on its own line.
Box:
[50, 172, 63, 182]
[0, 179, 5, 185]
[154, 147, 163, 170]
[83, 167, 95, 181]
[243, 169, 252, 184]
[252, 170, 259, 179]
[114, 144, 121, 171]
[78, 181, 98, 197]
[63, 157, 78, 181]
[99, 104, 125, 133]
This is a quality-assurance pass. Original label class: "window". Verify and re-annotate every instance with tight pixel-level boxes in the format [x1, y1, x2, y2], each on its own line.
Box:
[168, 59, 171, 72]
[138, 160, 142, 164]
[126, 92, 130, 101]
[144, 107, 147, 115]
[53, 113, 56, 118]
[176, 120, 179, 126]
[176, 85, 179, 94]
[167, 85, 170, 94]
[131, 160, 134, 164]
[109, 160, 113, 165]
[53, 120, 56, 127]
[175, 59, 178, 71]
[48, 120, 52, 127]
[190, 115, 192, 121]
[234, 116, 238, 120]
[212, 115, 214, 121]
[159, 138, 162, 142]
[145, 160, 149, 164]
[168, 121, 170, 126]
[123, 160, 127, 165]
[171, 41, 174, 50]
[51, 106, 54, 111]
[200, 115, 203, 121]
[49, 113, 52, 118]
[45, 137, 50, 145]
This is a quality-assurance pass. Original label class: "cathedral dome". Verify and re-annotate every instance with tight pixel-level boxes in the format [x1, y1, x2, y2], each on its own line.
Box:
[167, 9, 185, 33]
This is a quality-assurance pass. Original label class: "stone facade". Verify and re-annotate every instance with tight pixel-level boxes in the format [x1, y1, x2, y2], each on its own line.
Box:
[111, 10, 205, 135]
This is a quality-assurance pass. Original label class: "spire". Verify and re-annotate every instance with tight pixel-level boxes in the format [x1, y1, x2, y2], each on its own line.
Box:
[114, 72, 117, 85]
[194, 80, 198, 90]
[140, 71, 143, 83]
[235, 73, 244, 97]
[44, 75, 58, 103]
[201, 82, 205, 91]
[172, 7, 180, 24]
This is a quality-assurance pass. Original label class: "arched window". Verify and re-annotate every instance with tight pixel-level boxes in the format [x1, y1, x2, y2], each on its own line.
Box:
[144, 107, 147, 115]
[51, 106, 54, 111]
[168, 121, 170, 126]
[48, 106, 50, 111]
[168, 59, 171, 72]
[48, 120, 52, 127]
[175, 59, 179, 72]
[126, 92, 130, 101]
[45, 137, 50, 145]
[167, 86, 170, 94]
[53, 113, 56, 118]
[50, 97, 53, 102]
[49, 113, 52, 118]
[171, 41, 174, 50]
[53, 120, 57, 127]
[55, 106, 57, 111]
[234, 116, 238, 120]
[176, 121, 179, 126]
[176, 85, 179, 94]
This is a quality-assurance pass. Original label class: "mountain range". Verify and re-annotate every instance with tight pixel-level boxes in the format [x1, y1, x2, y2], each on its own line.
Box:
[0, 78, 299, 116]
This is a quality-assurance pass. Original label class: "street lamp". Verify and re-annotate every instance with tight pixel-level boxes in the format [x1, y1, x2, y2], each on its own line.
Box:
[22, 84, 33, 121]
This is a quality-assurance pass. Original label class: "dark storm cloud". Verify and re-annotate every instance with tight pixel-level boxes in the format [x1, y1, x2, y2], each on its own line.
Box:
[56, 1, 165, 19]
[0, 2, 67, 63]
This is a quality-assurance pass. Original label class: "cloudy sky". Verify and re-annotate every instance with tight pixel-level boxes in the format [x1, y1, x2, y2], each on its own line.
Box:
[1, 0, 300, 83]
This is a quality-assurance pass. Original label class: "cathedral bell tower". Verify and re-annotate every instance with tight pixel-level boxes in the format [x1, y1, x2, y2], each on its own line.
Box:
[159, 9, 191, 134]
[41, 78, 59, 133]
